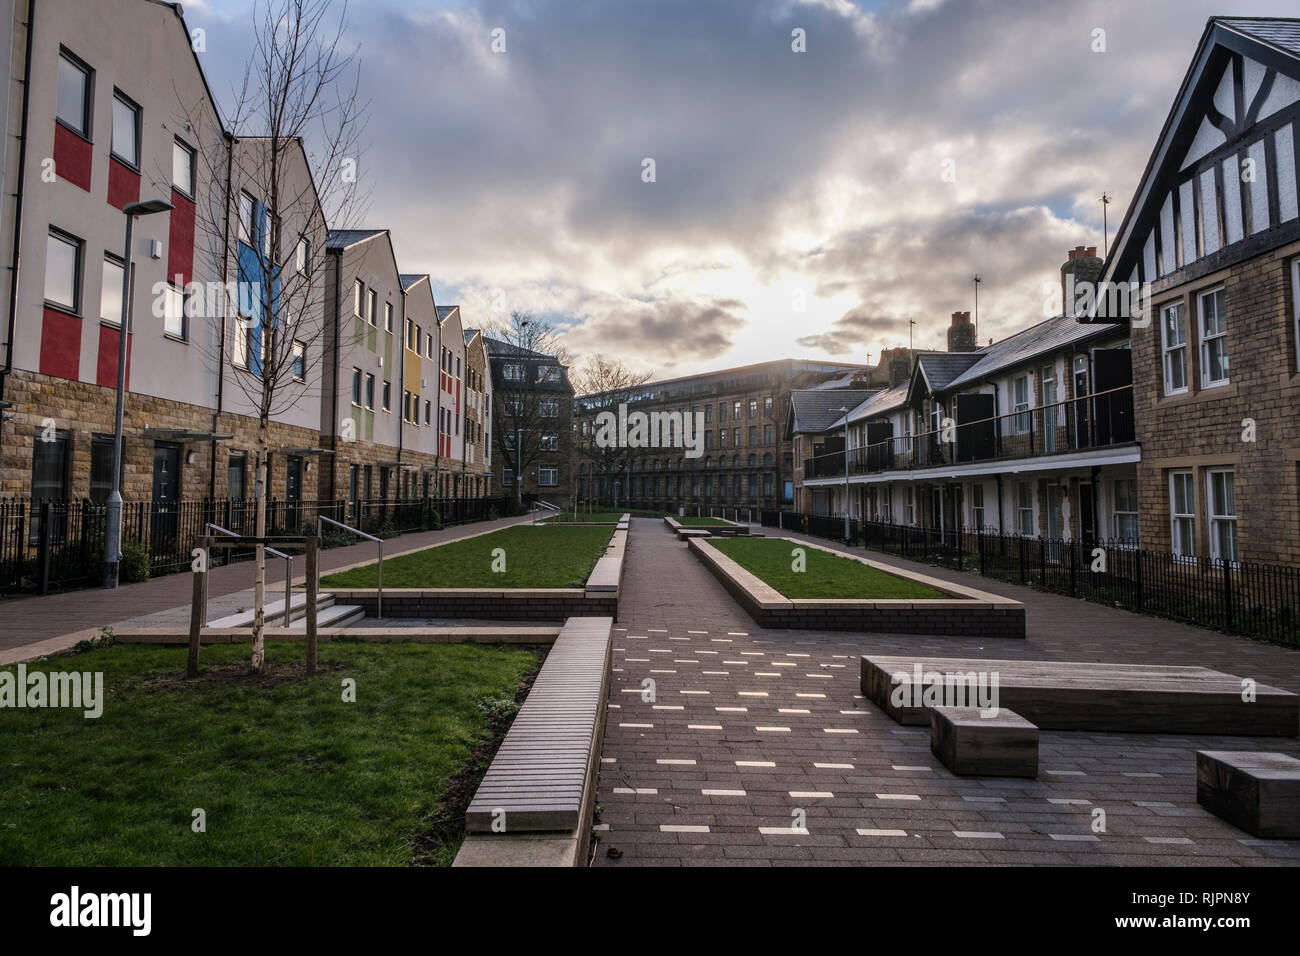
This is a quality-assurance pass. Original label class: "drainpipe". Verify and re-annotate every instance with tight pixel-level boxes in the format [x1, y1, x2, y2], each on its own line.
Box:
[327, 246, 341, 501]
[210, 131, 234, 500]
[1, 0, 35, 453]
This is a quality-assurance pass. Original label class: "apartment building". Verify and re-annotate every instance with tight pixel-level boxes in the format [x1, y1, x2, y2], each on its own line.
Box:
[0, 0, 334, 504]
[434, 304, 467, 498]
[462, 328, 492, 498]
[398, 273, 440, 498]
[1088, 16, 1300, 565]
[578, 359, 865, 514]
[485, 336, 572, 506]
[797, 249, 1138, 544]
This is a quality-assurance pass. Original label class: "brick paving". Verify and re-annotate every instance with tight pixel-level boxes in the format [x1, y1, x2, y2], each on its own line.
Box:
[0, 512, 534, 657]
[594, 518, 1300, 867]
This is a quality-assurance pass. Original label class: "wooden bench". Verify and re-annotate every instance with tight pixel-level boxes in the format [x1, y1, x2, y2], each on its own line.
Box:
[1197, 750, 1300, 838]
[930, 706, 1038, 777]
[862, 655, 1300, 736]
[463, 616, 613, 837]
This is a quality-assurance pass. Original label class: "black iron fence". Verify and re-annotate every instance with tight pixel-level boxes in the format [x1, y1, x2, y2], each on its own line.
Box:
[760, 511, 1299, 645]
[0, 494, 513, 597]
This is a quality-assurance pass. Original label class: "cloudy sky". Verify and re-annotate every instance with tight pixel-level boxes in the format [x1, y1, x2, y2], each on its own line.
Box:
[185, 0, 1297, 378]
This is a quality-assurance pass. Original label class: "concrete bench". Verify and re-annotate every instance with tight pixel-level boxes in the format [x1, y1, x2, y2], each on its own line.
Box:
[457, 616, 613, 865]
[1197, 750, 1300, 838]
[584, 529, 627, 602]
[862, 655, 1300, 736]
[930, 706, 1038, 777]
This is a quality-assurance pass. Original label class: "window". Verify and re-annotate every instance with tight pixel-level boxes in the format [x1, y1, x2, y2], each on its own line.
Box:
[733, 401, 742, 420]
[749, 399, 758, 418]
[537, 365, 560, 383]
[1161, 302, 1188, 394]
[1013, 375, 1031, 433]
[719, 402, 727, 423]
[45, 230, 81, 311]
[295, 238, 309, 273]
[172, 139, 195, 196]
[971, 484, 985, 528]
[748, 426, 757, 446]
[704, 404, 712, 423]
[351, 367, 362, 405]
[1017, 482, 1034, 536]
[364, 373, 375, 409]
[291, 341, 305, 381]
[90, 437, 114, 504]
[539, 399, 559, 418]
[539, 467, 558, 487]
[382, 380, 391, 412]
[385, 301, 393, 332]
[904, 486, 915, 524]
[929, 400, 942, 434]
[232, 315, 251, 369]
[540, 433, 559, 451]
[1207, 469, 1237, 563]
[110, 92, 140, 167]
[100, 256, 124, 325]
[1040, 365, 1056, 453]
[239, 193, 257, 247]
[424, 400, 431, 425]
[1113, 478, 1139, 543]
[353, 279, 364, 318]
[228, 455, 247, 502]
[504, 398, 523, 417]
[503, 363, 522, 382]
[1199, 287, 1228, 387]
[1170, 470, 1196, 559]
[503, 468, 515, 487]
[348, 465, 358, 503]
[1293, 259, 1300, 372]
[733, 427, 740, 447]
[765, 396, 773, 417]
[31, 428, 69, 502]
[764, 424, 773, 444]
[405, 318, 414, 351]
[163, 284, 186, 339]
[56, 51, 91, 136]
[368, 290, 377, 327]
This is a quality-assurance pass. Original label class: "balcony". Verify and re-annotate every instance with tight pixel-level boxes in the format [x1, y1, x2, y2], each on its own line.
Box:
[805, 385, 1135, 480]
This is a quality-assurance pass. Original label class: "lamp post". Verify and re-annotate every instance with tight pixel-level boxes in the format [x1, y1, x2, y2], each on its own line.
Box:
[104, 198, 174, 589]
[840, 406, 850, 543]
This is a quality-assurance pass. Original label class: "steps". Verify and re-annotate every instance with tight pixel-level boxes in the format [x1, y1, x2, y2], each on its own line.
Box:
[207, 592, 365, 630]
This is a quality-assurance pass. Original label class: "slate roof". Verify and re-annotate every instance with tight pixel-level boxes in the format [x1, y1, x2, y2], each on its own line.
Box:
[436, 305, 459, 321]
[915, 352, 981, 391]
[789, 389, 876, 434]
[834, 383, 910, 427]
[464, 328, 478, 344]
[325, 229, 386, 251]
[1217, 17, 1300, 57]
[944, 315, 1110, 391]
[400, 273, 429, 290]
[482, 335, 562, 361]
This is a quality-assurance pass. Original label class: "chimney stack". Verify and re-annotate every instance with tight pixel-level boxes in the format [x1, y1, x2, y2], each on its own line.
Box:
[884, 346, 911, 387]
[1061, 245, 1104, 317]
[947, 311, 976, 352]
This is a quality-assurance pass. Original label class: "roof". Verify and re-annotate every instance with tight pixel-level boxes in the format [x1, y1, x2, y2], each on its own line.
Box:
[914, 352, 981, 391]
[400, 273, 430, 291]
[788, 390, 876, 434]
[837, 383, 910, 427]
[464, 329, 478, 344]
[1216, 16, 1300, 57]
[436, 305, 459, 320]
[483, 335, 562, 362]
[326, 229, 387, 251]
[944, 315, 1109, 390]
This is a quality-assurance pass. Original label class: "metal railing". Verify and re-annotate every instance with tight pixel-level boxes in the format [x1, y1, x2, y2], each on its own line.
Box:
[205, 523, 293, 628]
[804, 385, 1135, 479]
[320, 515, 383, 618]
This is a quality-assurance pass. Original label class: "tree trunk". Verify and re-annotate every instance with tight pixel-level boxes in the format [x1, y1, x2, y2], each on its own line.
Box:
[251, 421, 269, 672]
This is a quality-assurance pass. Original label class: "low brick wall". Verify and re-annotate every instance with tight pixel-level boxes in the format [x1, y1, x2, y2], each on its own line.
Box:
[690, 537, 1025, 638]
[331, 588, 617, 621]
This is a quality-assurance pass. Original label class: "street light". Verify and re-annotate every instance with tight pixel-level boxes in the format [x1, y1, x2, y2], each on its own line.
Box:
[104, 198, 174, 589]
[840, 406, 851, 543]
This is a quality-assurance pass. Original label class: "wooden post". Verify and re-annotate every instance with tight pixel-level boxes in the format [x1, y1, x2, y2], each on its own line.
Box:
[305, 535, 319, 676]
[187, 564, 205, 679]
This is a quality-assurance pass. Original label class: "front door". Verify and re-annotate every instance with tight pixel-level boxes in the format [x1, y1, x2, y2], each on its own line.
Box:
[151, 443, 181, 557]
[1079, 481, 1096, 546]
[285, 456, 303, 531]
[1072, 356, 1089, 447]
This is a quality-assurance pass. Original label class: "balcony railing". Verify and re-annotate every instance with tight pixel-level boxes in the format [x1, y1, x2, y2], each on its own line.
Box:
[804, 385, 1134, 479]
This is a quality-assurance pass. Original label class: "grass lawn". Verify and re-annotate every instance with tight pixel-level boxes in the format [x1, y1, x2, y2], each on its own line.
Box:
[0, 640, 541, 866]
[675, 516, 736, 527]
[540, 512, 624, 523]
[322, 525, 614, 589]
[711, 537, 949, 600]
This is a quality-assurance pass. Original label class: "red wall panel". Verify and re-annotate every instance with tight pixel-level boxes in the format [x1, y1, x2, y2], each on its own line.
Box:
[106, 157, 140, 211]
[167, 189, 195, 286]
[38, 307, 82, 380]
[53, 123, 92, 192]
[95, 324, 132, 390]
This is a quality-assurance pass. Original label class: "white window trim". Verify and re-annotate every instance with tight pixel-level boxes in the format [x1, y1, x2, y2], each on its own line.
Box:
[1160, 301, 1189, 396]
[1206, 468, 1238, 565]
[1169, 469, 1197, 562]
[1198, 286, 1229, 389]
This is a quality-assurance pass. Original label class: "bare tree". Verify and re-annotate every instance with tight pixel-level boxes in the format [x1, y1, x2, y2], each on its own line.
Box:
[186, 0, 367, 672]
[487, 311, 570, 507]
[572, 354, 653, 509]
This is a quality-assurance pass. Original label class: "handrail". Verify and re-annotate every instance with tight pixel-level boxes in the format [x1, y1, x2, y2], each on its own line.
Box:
[532, 498, 561, 524]
[204, 523, 292, 628]
[319, 515, 383, 618]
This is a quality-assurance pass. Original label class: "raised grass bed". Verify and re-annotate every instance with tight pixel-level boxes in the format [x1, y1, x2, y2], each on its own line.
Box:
[538, 512, 625, 524]
[690, 536, 1025, 637]
[322, 525, 624, 621]
[0, 641, 541, 865]
[674, 516, 738, 528]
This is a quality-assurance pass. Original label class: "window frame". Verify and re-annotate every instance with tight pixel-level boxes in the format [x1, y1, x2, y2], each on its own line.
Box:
[1198, 286, 1229, 389]
[110, 89, 142, 170]
[290, 340, 306, 381]
[1161, 301, 1189, 396]
[100, 253, 125, 326]
[172, 137, 197, 199]
[1112, 478, 1140, 544]
[1206, 468, 1237, 565]
[1169, 469, 1197, 561]
[56, 48, 92, 139]
[162, 282, 187, 340]
[45, 228, 82, 314]
[239, 192, 258, 248]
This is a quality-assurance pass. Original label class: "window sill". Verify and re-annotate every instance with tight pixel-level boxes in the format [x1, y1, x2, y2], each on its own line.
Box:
[1156, 381, 1238, 409]
[55, 119, 92, 144]
[109, 154, 141, 176]
[45, 302, 82, 318]
[163, 333, 187, 344]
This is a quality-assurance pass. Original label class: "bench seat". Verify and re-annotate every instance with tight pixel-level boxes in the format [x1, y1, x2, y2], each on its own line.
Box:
[1197, 750, 1300, 838]
[930, 706, 1038, 777]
